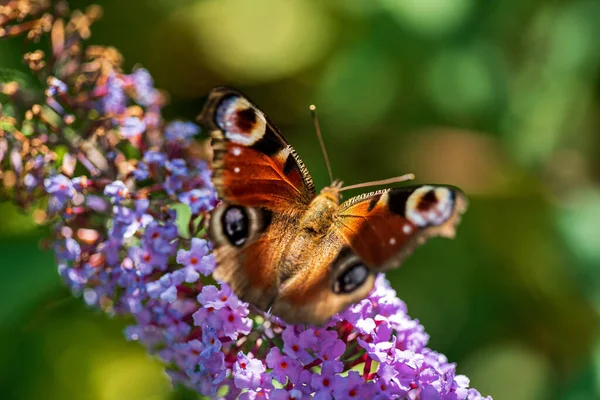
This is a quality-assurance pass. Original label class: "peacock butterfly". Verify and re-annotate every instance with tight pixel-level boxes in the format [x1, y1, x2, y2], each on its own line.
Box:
[198, 87, 467, 325]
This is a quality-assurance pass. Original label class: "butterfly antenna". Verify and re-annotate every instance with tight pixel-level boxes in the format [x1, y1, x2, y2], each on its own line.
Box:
[340, 173, 416, 192]
[310, 105, 334, 184]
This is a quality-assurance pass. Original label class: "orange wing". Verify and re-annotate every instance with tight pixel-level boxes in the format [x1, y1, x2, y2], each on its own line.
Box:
[335, 185, 468, 271]
[207, 204, 292, 310]
[199, 87, 315, 211]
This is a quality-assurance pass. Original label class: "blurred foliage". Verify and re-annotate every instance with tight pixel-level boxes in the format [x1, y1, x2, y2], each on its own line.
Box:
[1, 0, 600, 399]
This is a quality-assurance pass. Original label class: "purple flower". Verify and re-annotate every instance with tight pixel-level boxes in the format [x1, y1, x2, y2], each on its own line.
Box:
[198, 284, 237, 310]
[201, 325, 221, 353]
[120, 116, 146, 138]
[266, 347, 302, 384]
[129, 68, 157, 106]
[369, 363, 402, 398]
[311, 328, 339, 356]
[221, 303, 253, 339]
[30, 155, 45, 170]
[165, 121, 200, 143]
[147, 273, 181, 302]
[86, 195, 110, 212]
[357, 322, 396, 362]
[133, 161, 149, 180]
[143, 150, 167, 166]
[54, 237, 81, 262]
[113, 199, 153, 238]
[467, 388, 493, 400]
[47, 77, 67, 96]
[24, 173, 39, 189]
[104, 180, 129, 203]
[233, 352, 266, 391]
[178, 188, 214, 214]
[10, 149, 22, 174]
[100, 73, 126, 115]
[160, 285, 178, 303]
[193, 285, 233, 330]
[311, 361, 343, 397]
[190, 160, 212, 186]
[144, 224, 177, 258]
[239, 390, 271, 400]
[71, 176, 87, 191]
[98, 238, 123, 267]
[333, 371, 368, 400]
[196, 285, 222, 307]
[192, 301, 226, 329]
[271, 389, 310, 400]
[129, 246, 168, 275]
[168, 339, 201, 372]
[44, 174, 76, 202]
[176, 238, 215, 280]
[316, 336, 345, 363]
[282, 327, 318, 364]
[192, 284, 252, 340]
[41, 145, 490, 400]
[165, 175, 184, 195]
[165, 158, 188, 176]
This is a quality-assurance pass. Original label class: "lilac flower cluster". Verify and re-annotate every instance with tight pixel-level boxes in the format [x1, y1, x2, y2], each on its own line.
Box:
[0, 2, 491, 399]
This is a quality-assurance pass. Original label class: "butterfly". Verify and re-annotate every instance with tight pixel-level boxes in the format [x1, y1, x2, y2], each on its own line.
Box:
[198, 87, 467, 325]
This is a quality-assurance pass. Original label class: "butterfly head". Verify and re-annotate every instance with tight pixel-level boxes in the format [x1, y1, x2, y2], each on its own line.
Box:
[319, 179, 343, 203]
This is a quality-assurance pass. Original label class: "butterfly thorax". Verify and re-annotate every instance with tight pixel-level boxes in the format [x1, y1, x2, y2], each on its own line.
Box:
[320, 182, 342, 203]
[298, 185, 341, 235]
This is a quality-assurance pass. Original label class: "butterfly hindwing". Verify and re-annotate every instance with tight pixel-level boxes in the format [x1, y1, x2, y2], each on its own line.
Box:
[335, 185, 467, 271]
[208, 203, 296, 309]
[270, 236, 377, 325]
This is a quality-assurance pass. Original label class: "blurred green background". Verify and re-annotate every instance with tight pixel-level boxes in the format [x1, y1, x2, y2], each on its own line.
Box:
[2, 0, 600, 399]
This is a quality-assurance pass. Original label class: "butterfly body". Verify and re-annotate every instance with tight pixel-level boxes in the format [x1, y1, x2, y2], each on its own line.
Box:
[199, 87, 467, 325]
[298, 184, 341, 234]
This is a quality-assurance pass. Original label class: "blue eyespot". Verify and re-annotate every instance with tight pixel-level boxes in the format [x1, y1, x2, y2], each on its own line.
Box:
[334, 263, 369, 294]
[221, 206, 249, 247]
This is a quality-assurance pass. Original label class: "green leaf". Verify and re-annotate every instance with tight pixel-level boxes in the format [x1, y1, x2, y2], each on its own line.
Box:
[0, 68, 34, 86]
[0, 68, 39, 114]
[0, 68, 37, 98]
[0, 234, 60, 329]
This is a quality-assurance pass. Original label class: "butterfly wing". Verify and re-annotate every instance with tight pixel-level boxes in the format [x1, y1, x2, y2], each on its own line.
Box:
[207, 204, 293, 309]
[199, 87, 315, 308]
[199, 87, 315, 210]
[335, 185, 468, 271]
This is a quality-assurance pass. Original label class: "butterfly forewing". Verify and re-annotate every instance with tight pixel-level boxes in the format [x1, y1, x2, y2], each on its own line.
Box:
[335, 185, 467, 271]
[199, 87, 315, 211]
